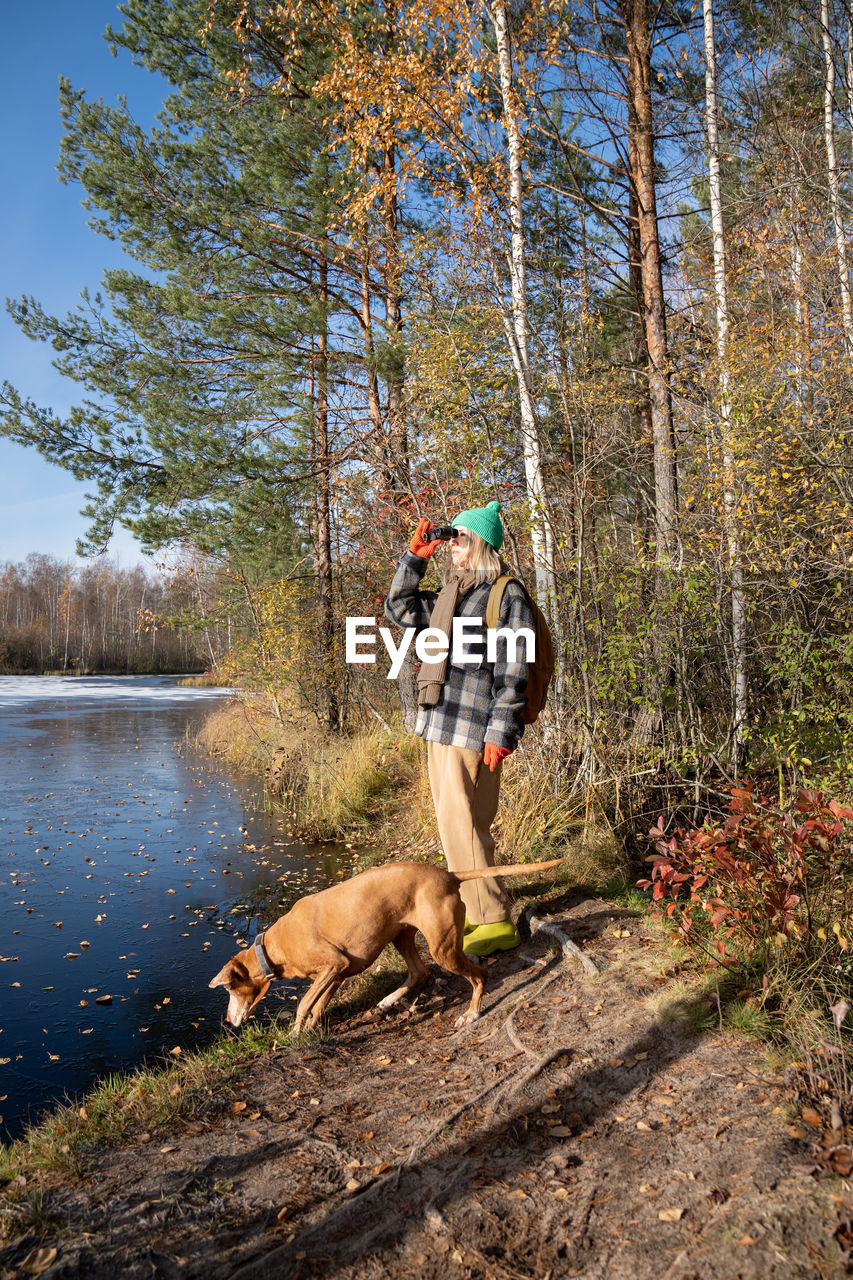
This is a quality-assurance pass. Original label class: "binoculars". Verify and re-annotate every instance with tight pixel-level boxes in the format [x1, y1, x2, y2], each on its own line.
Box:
[427, 525, 459, 541]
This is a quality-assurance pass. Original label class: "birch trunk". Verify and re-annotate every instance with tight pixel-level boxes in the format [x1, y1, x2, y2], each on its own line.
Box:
[315, 249, 340, 731]
[489, 0, 557, 614]
[382, 139, 410, 496]
[704, 0, 748, 775]
[360, 242, 393, 492]
[821, 0, 853, 354]
[847, 0, 853, 158]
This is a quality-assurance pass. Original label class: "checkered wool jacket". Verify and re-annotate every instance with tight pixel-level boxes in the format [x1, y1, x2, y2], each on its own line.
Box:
[384, 550, 534, 752]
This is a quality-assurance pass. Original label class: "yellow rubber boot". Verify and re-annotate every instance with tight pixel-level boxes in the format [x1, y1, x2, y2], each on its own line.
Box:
[463, 920, 521, 957]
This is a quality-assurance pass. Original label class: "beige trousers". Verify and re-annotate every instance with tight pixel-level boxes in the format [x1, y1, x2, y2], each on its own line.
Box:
[426, 740, 511, 925]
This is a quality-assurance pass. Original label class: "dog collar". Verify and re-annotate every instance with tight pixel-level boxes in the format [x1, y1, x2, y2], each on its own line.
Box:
[253, 932, 277, 980]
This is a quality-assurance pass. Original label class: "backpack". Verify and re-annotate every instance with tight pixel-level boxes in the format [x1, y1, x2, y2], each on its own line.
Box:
[485, 575, 555, 724]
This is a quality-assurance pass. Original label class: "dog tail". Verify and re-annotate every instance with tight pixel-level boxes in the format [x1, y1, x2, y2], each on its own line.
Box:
[453, 856, 563, 883]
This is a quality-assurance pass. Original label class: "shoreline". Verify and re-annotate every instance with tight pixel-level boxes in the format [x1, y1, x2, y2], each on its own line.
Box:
[1, 876, 841, 1279]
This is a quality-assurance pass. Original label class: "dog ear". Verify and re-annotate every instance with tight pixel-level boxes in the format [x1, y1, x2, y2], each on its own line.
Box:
[209, 959, 237, 990]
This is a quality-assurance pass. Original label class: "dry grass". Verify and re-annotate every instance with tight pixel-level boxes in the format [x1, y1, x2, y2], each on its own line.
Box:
[0, 1019, 311, 1190]
[196, 699, 422, 843]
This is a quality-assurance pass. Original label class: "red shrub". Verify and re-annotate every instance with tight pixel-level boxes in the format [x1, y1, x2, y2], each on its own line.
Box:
[638, 787, 853, 965]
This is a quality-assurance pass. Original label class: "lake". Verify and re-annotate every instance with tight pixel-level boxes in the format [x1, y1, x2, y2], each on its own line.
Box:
[0, 675, 342, 1141]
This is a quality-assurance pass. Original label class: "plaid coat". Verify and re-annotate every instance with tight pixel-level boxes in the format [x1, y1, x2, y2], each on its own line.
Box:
[384, 550, 534, 752]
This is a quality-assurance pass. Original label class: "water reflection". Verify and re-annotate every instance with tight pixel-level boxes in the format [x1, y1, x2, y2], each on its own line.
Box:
[0, 676, 342, 1140]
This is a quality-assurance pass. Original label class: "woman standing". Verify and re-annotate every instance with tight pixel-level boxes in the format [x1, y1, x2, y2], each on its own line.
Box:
[385, 501, 534, 957]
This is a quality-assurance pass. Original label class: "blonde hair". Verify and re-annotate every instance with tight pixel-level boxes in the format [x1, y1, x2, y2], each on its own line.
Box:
[447, 527, 503, 586]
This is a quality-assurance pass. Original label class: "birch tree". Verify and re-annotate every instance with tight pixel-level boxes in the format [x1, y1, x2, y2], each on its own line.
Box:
[820, 0, 853, 354]
[703, 0, 748, 774]
[488, 0, 557, 612]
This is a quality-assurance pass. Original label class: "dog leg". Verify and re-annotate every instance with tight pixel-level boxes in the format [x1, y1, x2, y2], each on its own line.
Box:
[378, 926, 430, 1012]
[293, 960, 349, 1034]
[422, 900, 487, 1027]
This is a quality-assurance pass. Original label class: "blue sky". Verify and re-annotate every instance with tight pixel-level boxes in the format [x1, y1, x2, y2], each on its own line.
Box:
[0, 2, 169, 566]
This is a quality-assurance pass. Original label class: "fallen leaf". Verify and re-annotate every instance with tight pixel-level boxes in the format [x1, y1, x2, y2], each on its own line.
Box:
[372, 1162, 390, 1175]
[95, 995, 112, 1006]
[232, 1100, 247, 1113]
[169, 1046, 182, 1056]
[345, 1178, 361, 1192]
[547, 1125, 573, 1137]
[658, 1207, 684, 1222]
[20, 1246, 58, 1276]
[786, 1124, 808, 1140]
[802, 1108, 824, 1129]
[160, 1145, 178, 1154]
[739, 1235, 757, 1246]
[636, 1121, 653, 1131]
[359, 1131, 374, 1141]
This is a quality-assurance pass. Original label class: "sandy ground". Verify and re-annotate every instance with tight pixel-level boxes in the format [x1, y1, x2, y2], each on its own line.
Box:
[2, 889, 850, 1279]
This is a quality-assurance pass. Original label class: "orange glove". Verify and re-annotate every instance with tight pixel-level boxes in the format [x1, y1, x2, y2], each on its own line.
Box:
[483, 743, 513, 772]
[409, 516, 443, 559]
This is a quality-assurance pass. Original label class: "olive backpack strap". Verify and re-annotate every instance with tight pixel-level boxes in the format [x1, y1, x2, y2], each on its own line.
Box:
[485, 575, 513, 630]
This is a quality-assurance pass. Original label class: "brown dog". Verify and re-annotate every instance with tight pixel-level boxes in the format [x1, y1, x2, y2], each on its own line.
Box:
[209, 857, 562, 1033]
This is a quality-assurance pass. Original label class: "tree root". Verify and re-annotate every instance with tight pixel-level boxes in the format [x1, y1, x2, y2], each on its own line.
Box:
[528, 913, 599, 976]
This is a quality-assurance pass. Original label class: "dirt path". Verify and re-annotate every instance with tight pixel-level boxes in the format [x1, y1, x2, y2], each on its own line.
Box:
[1, 892, 847, 1279]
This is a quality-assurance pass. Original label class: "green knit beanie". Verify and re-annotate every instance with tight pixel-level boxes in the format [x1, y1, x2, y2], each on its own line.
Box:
[451, 500, 504, 551]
